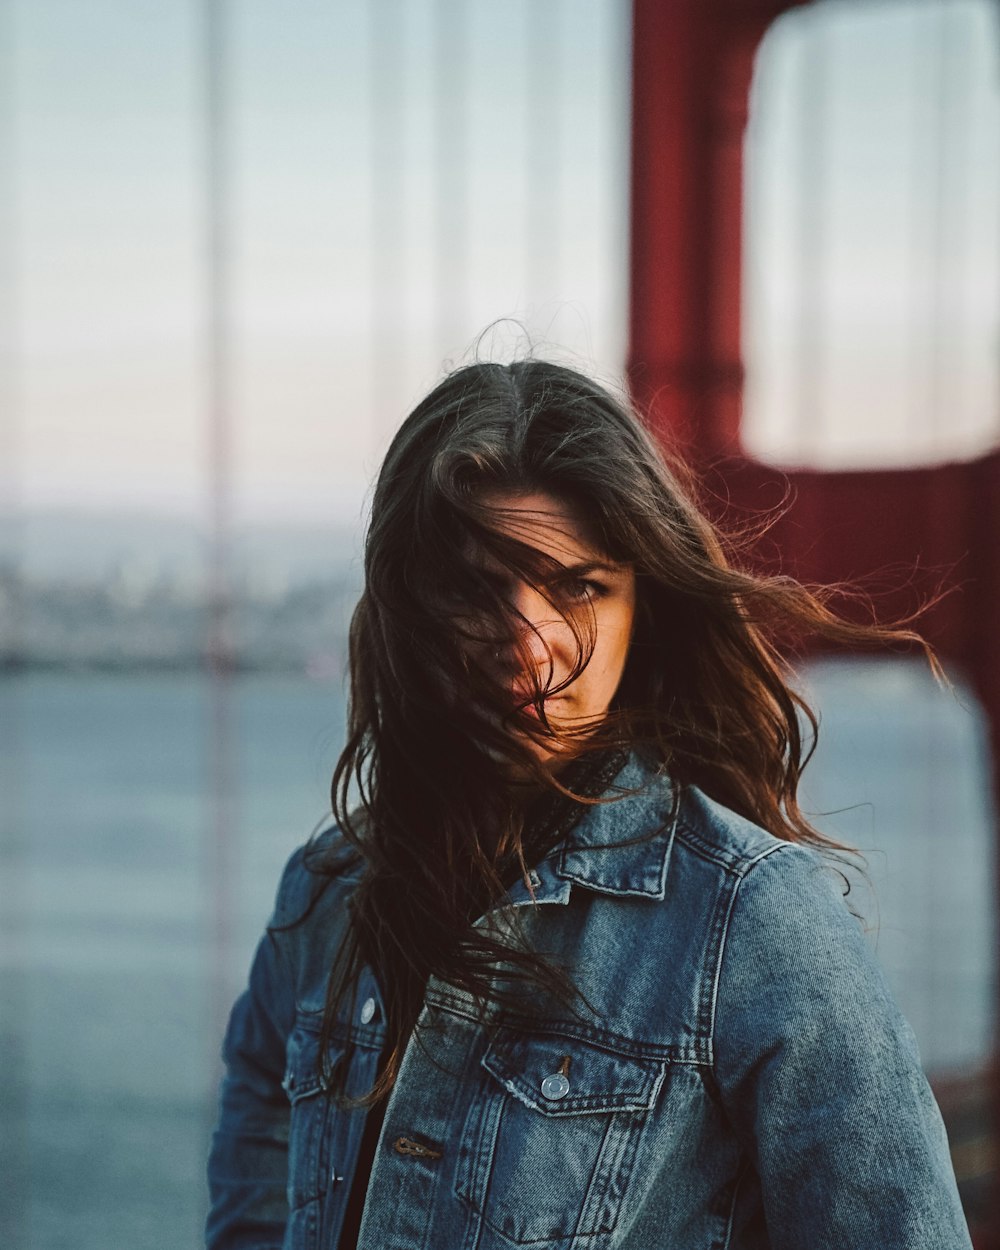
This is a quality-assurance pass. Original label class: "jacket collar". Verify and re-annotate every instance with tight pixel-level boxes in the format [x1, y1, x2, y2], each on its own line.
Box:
[504, 752, 679, 908]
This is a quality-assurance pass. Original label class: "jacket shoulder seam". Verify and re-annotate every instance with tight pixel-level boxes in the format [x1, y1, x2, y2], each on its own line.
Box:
[700, 842, 792, 1059]
[674, 816, 785, 877]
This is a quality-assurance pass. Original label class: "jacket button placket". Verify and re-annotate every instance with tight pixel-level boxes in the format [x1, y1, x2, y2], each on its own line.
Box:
[356, 1005, 479, 1248]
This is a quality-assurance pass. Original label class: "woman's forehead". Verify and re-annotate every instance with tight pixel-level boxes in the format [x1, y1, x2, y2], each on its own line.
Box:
[475, 489, 607, 567]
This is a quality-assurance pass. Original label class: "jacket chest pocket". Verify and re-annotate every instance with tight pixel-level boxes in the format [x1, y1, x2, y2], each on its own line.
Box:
[455, 1030, 666, 1246]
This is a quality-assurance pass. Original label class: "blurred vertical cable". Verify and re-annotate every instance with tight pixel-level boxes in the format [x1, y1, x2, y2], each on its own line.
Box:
[919, 5, 965, 449]
[0, 3, 28, 1243]
[203, 0, 238, 1055]
[433, 0, 468, 362]
[793, 9, 829, 460]
[525, 0, 562, 315]
[368, 0, 407, 440]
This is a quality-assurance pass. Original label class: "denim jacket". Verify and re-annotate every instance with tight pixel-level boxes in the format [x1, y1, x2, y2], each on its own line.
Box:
[206, 754, 972, 1249]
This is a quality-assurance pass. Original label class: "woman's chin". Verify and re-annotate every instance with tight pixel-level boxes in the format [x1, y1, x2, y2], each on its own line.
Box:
[481, 701, 603, 775]
[509, 717, 603, 772]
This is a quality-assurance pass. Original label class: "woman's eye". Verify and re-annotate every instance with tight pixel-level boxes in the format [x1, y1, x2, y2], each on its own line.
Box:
[559, 578, 604, 602]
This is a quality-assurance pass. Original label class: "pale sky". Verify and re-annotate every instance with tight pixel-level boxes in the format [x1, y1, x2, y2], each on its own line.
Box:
[745, 0, 1000, 465]
[2, 0, 999, 530]
[3, 0, 629, 527]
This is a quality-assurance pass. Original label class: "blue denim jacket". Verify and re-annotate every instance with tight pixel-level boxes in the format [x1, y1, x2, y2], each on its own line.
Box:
[206, 754, 972, 1249]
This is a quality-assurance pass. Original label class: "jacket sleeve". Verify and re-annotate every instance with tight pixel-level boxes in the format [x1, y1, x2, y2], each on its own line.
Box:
[713, 842, 972, 1250]
[205, 849, 304, 1250]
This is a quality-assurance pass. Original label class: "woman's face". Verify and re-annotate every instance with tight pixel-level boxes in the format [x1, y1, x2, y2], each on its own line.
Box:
[472, 490, 636, 764]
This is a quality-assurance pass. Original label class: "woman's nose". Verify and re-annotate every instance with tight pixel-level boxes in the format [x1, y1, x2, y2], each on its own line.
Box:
[507, 582, 566, 662]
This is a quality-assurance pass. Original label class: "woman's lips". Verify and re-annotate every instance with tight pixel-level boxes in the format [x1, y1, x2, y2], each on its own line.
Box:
[513, 692, 565, 720]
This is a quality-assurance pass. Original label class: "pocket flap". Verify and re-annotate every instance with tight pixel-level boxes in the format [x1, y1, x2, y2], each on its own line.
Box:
[282, 1020, 341, 1104]
[482, 1031, 665, 1117]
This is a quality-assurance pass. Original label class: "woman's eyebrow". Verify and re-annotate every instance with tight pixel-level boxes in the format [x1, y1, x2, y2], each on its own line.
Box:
[552, 559, 628, 578]
[473, 558, 628, 585]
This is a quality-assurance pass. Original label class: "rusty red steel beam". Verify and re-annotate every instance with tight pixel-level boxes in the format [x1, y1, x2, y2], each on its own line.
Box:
[712, 453, 1000, 716]
[628, 0, 1000, 760]
[629, 0, 809, 456]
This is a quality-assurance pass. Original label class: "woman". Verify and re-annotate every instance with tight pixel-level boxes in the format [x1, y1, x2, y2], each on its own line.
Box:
[206, 360, 972, 1249]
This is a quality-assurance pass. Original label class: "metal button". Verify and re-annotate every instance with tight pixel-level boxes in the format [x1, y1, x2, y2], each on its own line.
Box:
[540, 1072, 570, 1100]
[360, 996, 376, 1024]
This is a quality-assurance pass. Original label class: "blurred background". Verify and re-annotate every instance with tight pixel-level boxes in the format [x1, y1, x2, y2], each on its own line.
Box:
[0, 0, 998, 1245]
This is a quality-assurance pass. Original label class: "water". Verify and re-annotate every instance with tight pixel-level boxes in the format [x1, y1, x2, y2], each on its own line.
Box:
[0, 661, 995, 1248]
[1, 672, 344, 1249]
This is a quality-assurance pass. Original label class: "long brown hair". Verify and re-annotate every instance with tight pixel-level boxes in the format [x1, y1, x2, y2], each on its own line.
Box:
[309, 359, 935, 1103]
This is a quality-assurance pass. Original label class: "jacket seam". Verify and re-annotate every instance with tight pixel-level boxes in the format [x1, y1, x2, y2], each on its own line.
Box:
[673, 817, 782, 875]
[265, 925, 299, 1047]
[719, 1156, 752, 1250]
[425, 996, 711, 1065]
[704, 842, 790, 1063]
